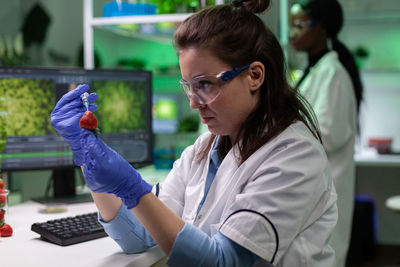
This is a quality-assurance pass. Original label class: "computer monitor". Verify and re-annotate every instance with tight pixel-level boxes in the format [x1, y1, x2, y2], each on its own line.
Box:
[0, 66, 152, 201]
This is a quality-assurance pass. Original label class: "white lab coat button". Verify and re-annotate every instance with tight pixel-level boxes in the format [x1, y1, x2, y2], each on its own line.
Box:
[197, 214, 202, 220]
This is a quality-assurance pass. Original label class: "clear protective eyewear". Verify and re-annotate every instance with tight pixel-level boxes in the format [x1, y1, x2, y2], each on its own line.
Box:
[289, 19, 318, 36]
[180, 63, 251, 105]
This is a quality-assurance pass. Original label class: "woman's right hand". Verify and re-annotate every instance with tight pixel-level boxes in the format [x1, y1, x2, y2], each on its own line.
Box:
[50, 84, 97, 166]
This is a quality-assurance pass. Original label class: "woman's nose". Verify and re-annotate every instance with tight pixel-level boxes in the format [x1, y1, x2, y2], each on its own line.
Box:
[289, 27, 299, 39]
[189, 95, 206, 110]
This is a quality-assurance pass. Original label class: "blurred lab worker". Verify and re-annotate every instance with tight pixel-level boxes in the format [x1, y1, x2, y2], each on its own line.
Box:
[289, 0, 363, 266]
[51, 0, 338, 266]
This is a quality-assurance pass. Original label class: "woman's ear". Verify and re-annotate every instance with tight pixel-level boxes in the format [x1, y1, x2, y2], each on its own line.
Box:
[247, 61, 265, 92]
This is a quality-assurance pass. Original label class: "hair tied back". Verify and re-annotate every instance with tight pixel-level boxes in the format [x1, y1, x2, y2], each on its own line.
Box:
[231, 0, 270, 14]
[232, 0, 250, 8]
[232, 0, 243, 7]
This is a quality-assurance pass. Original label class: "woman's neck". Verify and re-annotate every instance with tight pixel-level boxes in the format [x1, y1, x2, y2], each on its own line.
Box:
[307, 48, 330, 67]
[308, 41, 328, 57]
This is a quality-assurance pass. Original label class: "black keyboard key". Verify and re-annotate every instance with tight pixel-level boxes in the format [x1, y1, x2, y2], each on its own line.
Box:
[31, 212, 108, 246]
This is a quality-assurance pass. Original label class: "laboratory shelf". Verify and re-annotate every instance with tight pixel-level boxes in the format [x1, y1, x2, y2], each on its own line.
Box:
[345, 11, 400, 23]
[90, 13, 192, 26]
[94, 25, 176, 45]
[83, 0, 192, 69]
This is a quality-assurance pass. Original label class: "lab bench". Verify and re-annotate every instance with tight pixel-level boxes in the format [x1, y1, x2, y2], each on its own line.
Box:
[354, 152, 400, 245]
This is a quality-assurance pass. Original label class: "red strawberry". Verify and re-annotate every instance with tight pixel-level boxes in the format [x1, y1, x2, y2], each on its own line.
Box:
[0, 189, 6, 206]
[79, 111, 98, 130]
[0, 209, 4, 222]
[0, 188, 7, 204]
[0, 223, 13, 237]
[0, 178, 4, 189]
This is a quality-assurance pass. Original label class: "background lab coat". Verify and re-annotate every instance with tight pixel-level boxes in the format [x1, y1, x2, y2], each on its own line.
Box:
[157, 121, 338, 266]
[298, 51, 357, 267]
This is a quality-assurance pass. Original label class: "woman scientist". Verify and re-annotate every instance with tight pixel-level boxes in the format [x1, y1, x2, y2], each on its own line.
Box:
[51, 0, 338, 266]
[289, 0, 363, 266]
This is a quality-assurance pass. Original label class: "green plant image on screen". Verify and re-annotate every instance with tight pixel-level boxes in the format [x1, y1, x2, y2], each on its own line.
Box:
[0, 78, 54, 136]
[93, 80, 146, 134]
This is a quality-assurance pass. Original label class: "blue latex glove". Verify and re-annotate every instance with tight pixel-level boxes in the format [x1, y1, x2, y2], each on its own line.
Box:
[81, 129, 152, 209]
[50, 84, 97, 166]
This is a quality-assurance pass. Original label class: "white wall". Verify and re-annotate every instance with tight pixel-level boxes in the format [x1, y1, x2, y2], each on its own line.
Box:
[0, 0, 84, 66]
[39, 0, 84, 66]
[358, 71, 400, 151]
[0, 0, 24, 35]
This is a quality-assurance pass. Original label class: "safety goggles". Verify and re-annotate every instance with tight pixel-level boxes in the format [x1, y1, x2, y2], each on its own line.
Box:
[180, 63, 251, 105]
[290, 19, 318, 36]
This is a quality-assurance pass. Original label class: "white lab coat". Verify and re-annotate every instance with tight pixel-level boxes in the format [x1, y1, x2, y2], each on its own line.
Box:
[157, 121, 338, 266]
[297, 51, 357, 267]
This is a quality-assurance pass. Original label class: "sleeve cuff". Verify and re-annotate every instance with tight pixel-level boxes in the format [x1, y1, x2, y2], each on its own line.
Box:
[167, 223, 208, 266]
[167, 223, 261, 267]
[98, 205, 156, 253]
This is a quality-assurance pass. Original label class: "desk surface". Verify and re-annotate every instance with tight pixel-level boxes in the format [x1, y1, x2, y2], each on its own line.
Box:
[2, 201, 165, 267]
[354, 152, 400, 167]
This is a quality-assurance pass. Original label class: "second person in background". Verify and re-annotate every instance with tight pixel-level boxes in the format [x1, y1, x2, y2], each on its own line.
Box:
[289, 0, 364, 266]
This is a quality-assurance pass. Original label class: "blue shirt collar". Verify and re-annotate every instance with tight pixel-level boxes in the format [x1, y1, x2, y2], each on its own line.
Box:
[210, 136, 222, 168]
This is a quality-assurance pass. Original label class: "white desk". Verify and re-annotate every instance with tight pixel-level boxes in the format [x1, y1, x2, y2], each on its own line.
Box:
[355, 152, 400, 167]
[2, 201, 165, 267]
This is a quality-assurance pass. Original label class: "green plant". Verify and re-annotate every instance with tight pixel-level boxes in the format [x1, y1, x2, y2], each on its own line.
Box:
[0, 97, 7, 175]
[0, 34, 26, 66]
[353, 46, 370, 69]
[152, 0, 215, 14]
[178, 115, 199, 132]
[0, 126, 6, 172]
[353, 46, 370, 58]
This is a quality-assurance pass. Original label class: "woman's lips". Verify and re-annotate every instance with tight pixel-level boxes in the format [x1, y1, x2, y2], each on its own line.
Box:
[290, 39, 300, 50]
[201, 116, 214, 124]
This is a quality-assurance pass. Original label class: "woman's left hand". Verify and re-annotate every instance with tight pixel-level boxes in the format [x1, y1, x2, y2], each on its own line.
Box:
[81, 129, 152, 208]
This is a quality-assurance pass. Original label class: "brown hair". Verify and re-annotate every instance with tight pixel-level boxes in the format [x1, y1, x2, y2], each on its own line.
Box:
[174, 0, 321, 163]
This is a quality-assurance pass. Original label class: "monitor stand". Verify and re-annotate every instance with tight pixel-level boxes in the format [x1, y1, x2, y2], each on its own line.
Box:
[33, 168, 93, 204]
[53, 168, 76, 198]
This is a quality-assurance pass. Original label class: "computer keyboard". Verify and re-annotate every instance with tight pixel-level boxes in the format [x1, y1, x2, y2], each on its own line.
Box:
[31, 212, 108, 246]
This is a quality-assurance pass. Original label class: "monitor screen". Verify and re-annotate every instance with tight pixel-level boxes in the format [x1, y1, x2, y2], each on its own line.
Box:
[0, 66, 152, 173]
